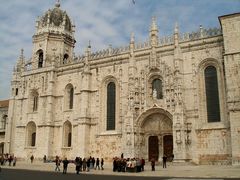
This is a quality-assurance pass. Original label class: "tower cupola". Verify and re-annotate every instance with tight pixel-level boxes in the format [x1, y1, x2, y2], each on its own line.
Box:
[32, 1, 76, 69]
[35, 1, 75, 36]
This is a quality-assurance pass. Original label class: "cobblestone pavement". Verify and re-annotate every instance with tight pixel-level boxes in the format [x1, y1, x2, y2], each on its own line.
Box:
[1, 161, 240, 178]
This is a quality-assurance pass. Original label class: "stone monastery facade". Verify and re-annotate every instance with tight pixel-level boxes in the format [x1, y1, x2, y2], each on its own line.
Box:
[5, 2, 240, 165]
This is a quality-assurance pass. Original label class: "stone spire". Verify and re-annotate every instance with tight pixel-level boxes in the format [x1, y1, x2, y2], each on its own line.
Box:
[149, 16, 159, 47]
[199, 25, 203, 38]
[16, 49, 25, 72]
[130, 32, 135, 54]
[174, 22, 179, 47]
[130, 32, 135, 44]
[20, 49, 24, 60]
[84, 42, 91, 72]
[173, 23, 183, 73]
[150, 16, 158, 32]
[129, 32, 136, 77]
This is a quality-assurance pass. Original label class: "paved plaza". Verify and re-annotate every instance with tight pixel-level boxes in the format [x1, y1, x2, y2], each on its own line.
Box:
[1, 160, 240, 179]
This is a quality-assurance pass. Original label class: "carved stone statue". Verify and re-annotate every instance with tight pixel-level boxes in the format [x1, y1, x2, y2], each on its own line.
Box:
[153, 88, 157, 99]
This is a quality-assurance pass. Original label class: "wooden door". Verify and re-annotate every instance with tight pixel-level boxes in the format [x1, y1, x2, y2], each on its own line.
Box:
[163, 135, 173, 160]
[148, 136, 159, 161]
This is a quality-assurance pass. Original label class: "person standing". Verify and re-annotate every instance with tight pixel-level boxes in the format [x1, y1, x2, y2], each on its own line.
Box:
[162, 154, 167, 168]
[43, 155, 47, 163]
[151, 158, 155, 171]
[86, 158, 90, 172]
[62, 158, 69, 174]
[92, 157, 95, 169]
[13, 156, 17, 166]
[141, 158, 145, 171]
[82, 158, 87, 171]
[30, 155, 34, 163]
[75, 157, 81, 174]
[8, 155, 13, 166]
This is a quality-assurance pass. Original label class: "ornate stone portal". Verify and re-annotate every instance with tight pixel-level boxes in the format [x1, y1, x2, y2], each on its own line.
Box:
[133, 108, 173, 161]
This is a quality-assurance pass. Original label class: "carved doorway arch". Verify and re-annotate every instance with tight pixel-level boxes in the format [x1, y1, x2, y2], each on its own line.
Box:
[136, 107, 173, 161]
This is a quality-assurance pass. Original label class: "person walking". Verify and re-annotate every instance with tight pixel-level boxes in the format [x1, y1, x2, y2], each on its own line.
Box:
[101, 158, 104, 170]
[62, 158, 69, 174]
[55, 156, 61, 172]
[95, 158, 100, 170]
[162, 154, 167, 168]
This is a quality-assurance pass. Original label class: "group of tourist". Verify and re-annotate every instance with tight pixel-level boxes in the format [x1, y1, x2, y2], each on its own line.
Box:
[52, 155, 104, 174]
[0, 153, 17, 166]
[112, 153, 173, 173]
[112, 157, 145, 173]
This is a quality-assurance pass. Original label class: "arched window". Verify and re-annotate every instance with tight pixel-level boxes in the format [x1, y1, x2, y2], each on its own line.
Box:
[26, 122, 37, 147]
[107, 82, 116, 130]
[31, 132, 36, 146]
[69, 87, 74, 109]
[204, 66, 221, 122]
[63, 121, 72, 147]
[33, 92, 39, 112]
[152, 79, 163, 99]
[63, 54, 69, 64]
[68, 132, 72, 147]
[37, 50, 44, 68]
[65, 84, 74, 110]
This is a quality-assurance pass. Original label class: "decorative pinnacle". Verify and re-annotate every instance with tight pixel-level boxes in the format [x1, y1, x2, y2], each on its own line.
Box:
[18, 48, 24, 62]
[130, 32, 135, 43]
[174, 22, 178, 34]
[150, 16, 158, 32]
[88, 40, 91, 48]
[55, 0, 60, 8]
[20, 48, 24, 60]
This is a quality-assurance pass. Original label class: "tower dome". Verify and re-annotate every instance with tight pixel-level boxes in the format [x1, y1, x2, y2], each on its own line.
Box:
[35, 1, 75, 35]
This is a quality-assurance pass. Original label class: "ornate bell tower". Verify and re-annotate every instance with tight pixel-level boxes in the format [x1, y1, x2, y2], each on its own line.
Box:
[32, 1, 76, 69]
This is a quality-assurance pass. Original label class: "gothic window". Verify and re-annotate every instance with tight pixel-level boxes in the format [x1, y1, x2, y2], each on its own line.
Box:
[69, 87, 74, 109]
[31, 133, 36, 146]
[68, 132, 72, 147]
[65, 84, 74, 110]
[63, 54, 69, 64]
[63, 121, 72, 147]
[204, 66, 221, 122]
[107, 82, 116, 130]
[26, 121, 36, 147]
[33, 93, 39, 112]
[152, 79, 163, 99]
[15, 88, 18, 96]
[37, 50, 44, 68]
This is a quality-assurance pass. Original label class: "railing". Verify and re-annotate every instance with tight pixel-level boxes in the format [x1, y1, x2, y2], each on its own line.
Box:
[179, 27, 222, 42]
[22, 27, 222, 69]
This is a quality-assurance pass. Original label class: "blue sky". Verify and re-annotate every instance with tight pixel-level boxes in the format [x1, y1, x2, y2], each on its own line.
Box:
[0, 0, 239, 100]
